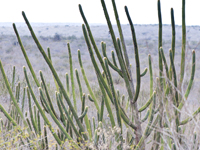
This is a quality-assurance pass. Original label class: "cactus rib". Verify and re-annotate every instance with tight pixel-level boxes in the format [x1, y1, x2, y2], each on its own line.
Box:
[101, 42, 123, 77]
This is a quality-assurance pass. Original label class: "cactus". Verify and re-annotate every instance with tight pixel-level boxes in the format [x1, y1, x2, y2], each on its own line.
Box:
[0, 0, 200, 149]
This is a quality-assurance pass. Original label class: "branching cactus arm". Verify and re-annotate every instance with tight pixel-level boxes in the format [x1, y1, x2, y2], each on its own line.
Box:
[101, 42, 123, 77]
[78, 50, 100, 112]
[125, 6, 141, 104]
[21, 11, 88, 141]
[79, 4, 107, 73]
[111, 0, 132, 79]
[24, 67, 63, 146]
[104, 57, 122, 130]
[100, 0, 134, 103]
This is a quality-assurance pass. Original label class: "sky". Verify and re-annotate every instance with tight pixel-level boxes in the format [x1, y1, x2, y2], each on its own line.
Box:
[0, 0, 200, 26]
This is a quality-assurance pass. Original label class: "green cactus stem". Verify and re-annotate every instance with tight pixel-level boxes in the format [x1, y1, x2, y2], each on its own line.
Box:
[37, 110, 42, 136]
[82, 23, 137, 130]
[99, 97, 104, 122]
[156, 6, 164, 144]
[101, 42, 123, 78]
[121, 94, 125, 107]
[65, 73, 70, 96]
[0, 104, 18, 127]
[44, 122, 49, 150]
[94, 129, 98, 147]
[125, 6, 141, 103]
[157, 0, 163, 85]
[178, 50, 195, 110]
[183, 50, 195, 99]
[100, 1, 134, 104]
[0, 0, 195, 147]
[21, 11, 88, 140]
[0, 60, 31, 134]
[171, 8, 175, 61]
[39, 87, 49, 113]
[27, 88, 38, 135]
[40, 72, 84, 143]
[24, 67, 64, 146]
[26, 117, 32, 131]
[56, 92, 67, 127]
[168, 8, 176, 81]
[111, 0, 131, 77]
[141, 110, 150, 122]
[82, 24, 113, 103]
[148, 55, 153, 96]
[169, 50, 178, 106]
[79, 4, 108, 74]
[34, 105, 37, 125]
[39, 87, 81, 147]
[116, 38, 124, 66]
[138, 91, 156, 112]
[140, 68, 148, 77]
[75, 69, 83, 101]
[179, 107, 200, 125]
[57, 92, 85, 142]
[11, 66, 15, 91]
[111, 50, 118, 67]
[40, 71, 58, 119]
[68, 43, 77, 111]
[80, 93, 92, 140]
[160, 47, 169, 79]
[16, 82, 20, 102]
[13, 23, 40, 87]
[47, 47, 51, 60]
[87, 95, 94, 102]
[47, 47, 59, 91]
[97, 77, 116, 128]
[83, 23, 136, 130]
[169, 50, 180, 132]
[22, 87, 26, 114]
[78, 106, 88, 120]
[104, 57, 122, 130]
[193, 132, 197, 150]
[80, 93, 85, 123]
[179, 0, 186, 88]
[78, 50, 100, 112]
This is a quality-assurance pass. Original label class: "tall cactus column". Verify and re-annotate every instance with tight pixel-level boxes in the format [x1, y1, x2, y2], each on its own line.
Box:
[124, 5, 143, 145]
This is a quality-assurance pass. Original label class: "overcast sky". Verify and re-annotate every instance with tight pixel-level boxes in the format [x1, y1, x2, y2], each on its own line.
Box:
[1, 0, 199, 25]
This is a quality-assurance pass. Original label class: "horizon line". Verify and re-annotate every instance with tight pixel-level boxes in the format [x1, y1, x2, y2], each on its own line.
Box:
[0, 22, 200, 27]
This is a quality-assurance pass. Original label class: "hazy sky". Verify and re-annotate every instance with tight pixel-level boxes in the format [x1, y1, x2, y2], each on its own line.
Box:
[1, 0, 199, 25]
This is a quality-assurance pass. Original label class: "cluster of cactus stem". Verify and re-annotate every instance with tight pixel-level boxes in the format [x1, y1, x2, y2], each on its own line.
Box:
[0, 0, 199, 149]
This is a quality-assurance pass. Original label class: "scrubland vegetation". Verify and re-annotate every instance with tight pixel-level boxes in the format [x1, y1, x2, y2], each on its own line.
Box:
[0, 0, 200, 149]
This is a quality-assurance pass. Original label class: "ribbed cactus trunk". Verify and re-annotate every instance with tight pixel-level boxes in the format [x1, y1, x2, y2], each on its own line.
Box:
[104, 1, 144, 145]
[131, 93, 143, 145]
[110, 0, 143, 145]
